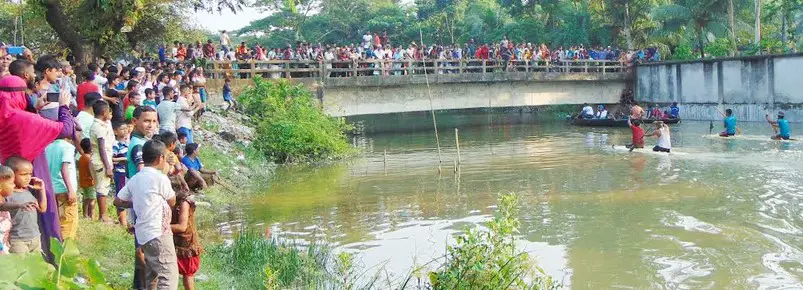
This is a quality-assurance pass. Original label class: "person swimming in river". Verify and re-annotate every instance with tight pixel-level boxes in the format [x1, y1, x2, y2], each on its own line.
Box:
[626, 118, 645, 150]
[719, 109, 738, 137]
[645, 121, 671, 152]
[766, 112, 791, 140]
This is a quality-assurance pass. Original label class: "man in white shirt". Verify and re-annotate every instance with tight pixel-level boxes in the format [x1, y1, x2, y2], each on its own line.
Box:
[157, 87, 179, 134]
[175, 85, 197, 143]
[580, 103, 594, 119]
[114, 140, 178, 289]
[220, 30, 231, 55]
[595, 105, 608, 119]
[363, 32, 372, 49]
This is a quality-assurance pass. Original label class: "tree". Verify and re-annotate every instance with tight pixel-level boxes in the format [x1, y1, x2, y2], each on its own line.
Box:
[29, 0, 244, 70]
[652, 0, 731, 58]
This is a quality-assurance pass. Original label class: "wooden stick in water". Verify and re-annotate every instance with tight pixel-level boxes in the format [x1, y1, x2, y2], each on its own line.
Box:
[455, 128, 461, 165]
[420, 28, 442, 173]
[383, 150, 387, 174]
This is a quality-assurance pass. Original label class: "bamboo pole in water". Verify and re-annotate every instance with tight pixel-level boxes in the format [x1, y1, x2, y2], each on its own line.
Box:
[383, 150, 387, 174]
[455, 128, 461, 165]
[420, 28, 443, 173]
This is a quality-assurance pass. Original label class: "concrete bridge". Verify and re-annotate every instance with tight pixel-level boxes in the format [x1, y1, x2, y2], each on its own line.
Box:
[635, 53, 803, 121]
[204, 59, 629, 117]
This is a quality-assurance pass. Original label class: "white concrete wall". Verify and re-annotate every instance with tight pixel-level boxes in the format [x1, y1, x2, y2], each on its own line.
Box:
[323, 81, 626, 117]
[636, 54, 803, 121]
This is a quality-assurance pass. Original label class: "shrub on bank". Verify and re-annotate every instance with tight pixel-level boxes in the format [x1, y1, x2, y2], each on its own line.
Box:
[238, 77, 353, 163]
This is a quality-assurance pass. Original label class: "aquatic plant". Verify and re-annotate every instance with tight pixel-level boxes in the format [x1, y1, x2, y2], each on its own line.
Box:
[427, 193, 558, 290]
[0, 238, 111, 289]
[237, 77, 353, 163]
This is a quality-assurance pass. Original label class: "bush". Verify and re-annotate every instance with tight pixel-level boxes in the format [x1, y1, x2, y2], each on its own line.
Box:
[427, 193, 558, 290]
[238, 77, 353, 163]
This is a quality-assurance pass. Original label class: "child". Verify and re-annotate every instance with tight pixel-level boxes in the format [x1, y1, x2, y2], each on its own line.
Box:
[90, 100, 116, 223]
[78, 139, 96, 218]
[180, 144, 217, 191]
[45, 136, 79, 240]
[114, 140, 179, 289]
[0, 166, 16, 255]
[171, 188, 203, 290]
[125, 92, 141, 122]
[143, 88, 157, 109]
[222, 78, 237, 111]
[3, 157, 47, 254]
[112, 122, 130, 227]
[177, 130, 188, 154]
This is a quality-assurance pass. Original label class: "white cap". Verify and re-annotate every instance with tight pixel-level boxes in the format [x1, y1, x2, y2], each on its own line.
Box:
[135, 67, 146, 73]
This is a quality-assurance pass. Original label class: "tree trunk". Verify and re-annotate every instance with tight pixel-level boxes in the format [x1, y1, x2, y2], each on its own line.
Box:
[41, 0, 93, 79]
[755, 0, 762, 46]
[728, 0, 736, 56]
[624, 2, 633, 50]
[698, 27, 706, 58]
[781, 14, 787, 51]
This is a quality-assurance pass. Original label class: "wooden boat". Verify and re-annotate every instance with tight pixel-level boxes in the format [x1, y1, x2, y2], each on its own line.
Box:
[571, 118, 681, 128]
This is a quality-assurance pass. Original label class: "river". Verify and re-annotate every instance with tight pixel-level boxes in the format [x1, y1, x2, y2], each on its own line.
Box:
[245, 112, 803, 289]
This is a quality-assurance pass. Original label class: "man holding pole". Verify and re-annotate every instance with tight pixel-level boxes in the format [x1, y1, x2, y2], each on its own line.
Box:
[766, 112, 792, 140]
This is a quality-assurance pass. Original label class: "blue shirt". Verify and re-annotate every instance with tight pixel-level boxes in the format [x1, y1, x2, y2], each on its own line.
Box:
[778, 119, 791, 138]
[181, 156, 203, 172]
[724, 116, 737, 135]
[113, 140, 129, 174]
[45, 139, 77, 194]
[670, 106, 680, 118]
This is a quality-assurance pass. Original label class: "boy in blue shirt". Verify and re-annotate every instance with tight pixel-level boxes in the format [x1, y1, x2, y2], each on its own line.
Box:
[767, 112, 792, 140]
[719, 109, 738, 137]
[180, 143, 217, 191]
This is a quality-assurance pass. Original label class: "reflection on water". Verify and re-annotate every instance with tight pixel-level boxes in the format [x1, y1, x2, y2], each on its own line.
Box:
[246, 114, 803, 289]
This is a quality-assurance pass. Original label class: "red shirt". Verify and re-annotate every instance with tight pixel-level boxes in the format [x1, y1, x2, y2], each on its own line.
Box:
[631, 125, 645, 147]
[76, 81, 99, 111]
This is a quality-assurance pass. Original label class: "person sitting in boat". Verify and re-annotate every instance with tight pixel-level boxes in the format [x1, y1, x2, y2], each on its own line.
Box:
[719, 109, 737, 137]
[646, 121, 671, 152]
[766, 112, 791, 140]
[595, 105, 608, 119]
[669, 102, 680, 119]
[626, 118, 644, 150]
[649, 104, 664, 120]
[579, 103, 594, 119]
[630, 101, 645, 120]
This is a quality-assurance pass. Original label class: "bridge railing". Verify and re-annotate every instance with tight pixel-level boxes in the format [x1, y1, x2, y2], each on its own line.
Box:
[204, 59, 626, 80]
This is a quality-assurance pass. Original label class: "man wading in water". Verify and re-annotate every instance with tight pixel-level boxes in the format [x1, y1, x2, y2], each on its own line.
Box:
[645, 121, 671, 153]
[766, 112, 792, 140]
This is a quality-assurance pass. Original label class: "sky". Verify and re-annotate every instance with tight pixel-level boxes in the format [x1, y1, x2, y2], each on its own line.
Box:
[194, 8, 266, 32]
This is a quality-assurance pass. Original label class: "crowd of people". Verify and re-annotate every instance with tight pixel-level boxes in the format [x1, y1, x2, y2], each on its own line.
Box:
[158, 30, 662, 67]
[0, 44, 222, 289]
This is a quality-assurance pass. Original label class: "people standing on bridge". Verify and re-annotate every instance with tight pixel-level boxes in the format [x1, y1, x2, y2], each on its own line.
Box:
[719, 109, 738, 137]
[766, 112, 791, 140]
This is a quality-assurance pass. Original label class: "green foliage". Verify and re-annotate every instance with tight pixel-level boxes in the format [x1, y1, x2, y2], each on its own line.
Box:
[238, 77, 353, 163]
[0, 238, 111, 289]
[205, 232, 335, 289]
[671, 42, 696, 60]
[707, 37, 732, 57]
[428, 193, 557, 290]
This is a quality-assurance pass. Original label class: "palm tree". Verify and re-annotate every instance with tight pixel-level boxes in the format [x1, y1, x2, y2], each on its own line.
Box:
[652, 0, 731, 58]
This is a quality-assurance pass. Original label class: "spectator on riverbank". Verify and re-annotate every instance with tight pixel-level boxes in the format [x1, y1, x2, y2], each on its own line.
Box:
[116, 139, 179, 289]
[0, 66, 74, 257]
